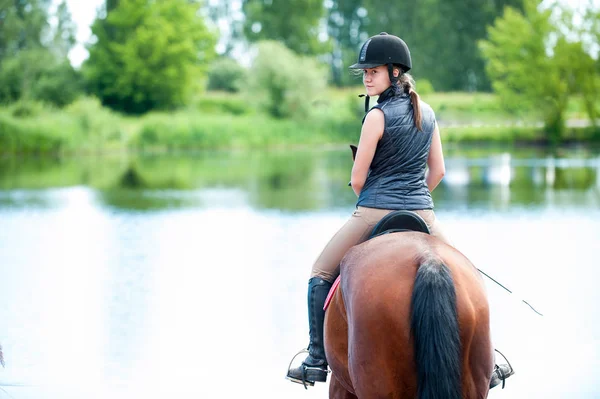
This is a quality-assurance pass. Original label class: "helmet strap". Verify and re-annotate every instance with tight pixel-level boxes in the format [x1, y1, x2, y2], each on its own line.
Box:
[388, 64, 399, 86]
[358, 94, 370, 113]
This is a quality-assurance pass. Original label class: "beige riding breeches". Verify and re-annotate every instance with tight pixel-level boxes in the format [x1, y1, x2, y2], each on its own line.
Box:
[310, 206, 451, 283]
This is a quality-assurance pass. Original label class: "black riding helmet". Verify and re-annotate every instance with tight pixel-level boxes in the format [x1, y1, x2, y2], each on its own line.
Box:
[349, 32, 412, 73]
[350, 32, 412, 113]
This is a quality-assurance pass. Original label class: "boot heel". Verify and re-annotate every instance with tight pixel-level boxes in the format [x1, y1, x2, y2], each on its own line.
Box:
[304, 366, 329, 382]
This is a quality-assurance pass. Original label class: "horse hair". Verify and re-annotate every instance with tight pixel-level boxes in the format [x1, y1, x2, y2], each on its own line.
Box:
[410, 259, 462, 399]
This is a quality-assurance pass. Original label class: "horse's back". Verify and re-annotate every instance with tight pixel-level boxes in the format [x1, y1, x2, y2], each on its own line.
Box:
[326, 232, 493, 399]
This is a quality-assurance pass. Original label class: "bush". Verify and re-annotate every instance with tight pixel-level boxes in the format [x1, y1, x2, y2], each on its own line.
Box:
[195, 95, 252, 115]
[247, 41, 327, 119]
[34, 61, 82, 107]
[65, 97, 127, 148]
[0, 112, 70, 155]
[415, 79, 434, 95]
[11, 101, 46, 118]
[207, 58, 247, 93]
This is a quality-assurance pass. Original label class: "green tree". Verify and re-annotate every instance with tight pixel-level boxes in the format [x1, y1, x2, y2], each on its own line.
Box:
[106, 0, 119, 12]
[493, 0, 525, 14]
[571, 5, 599, 127]
[358, 0, 524, 91]
[431, 0, 495, 91]
[242, 0, 327, 55]
[0, 49, 81, 106]
[361, 0, 440, 87]
[325, 0, 370, 86]
[83, 0, 216, 114]
[0, 0, 51, 61]
[479, 0, 599, 144]
[0, 0, 80, 106]
[248, 41, 326, 119]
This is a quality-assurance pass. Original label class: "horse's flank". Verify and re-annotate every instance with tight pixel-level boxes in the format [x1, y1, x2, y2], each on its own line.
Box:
[324, 232, 493, 399]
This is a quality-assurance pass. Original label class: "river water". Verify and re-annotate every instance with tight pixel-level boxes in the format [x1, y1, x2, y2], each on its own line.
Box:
[0, 145, 599, 398]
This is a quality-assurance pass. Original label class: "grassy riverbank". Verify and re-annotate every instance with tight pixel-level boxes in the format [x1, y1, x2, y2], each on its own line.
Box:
[1, 89, 598, 156]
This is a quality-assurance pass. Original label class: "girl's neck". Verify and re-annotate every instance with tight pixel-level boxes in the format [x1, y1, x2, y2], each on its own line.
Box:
[377, 85, 401, 104]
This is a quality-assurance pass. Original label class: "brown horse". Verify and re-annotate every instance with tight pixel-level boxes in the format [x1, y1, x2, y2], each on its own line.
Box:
[324, 231, 494, 399]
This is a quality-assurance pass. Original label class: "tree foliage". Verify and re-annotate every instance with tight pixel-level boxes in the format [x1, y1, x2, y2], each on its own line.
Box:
[207, 57, 247, 93]
[360, 0, 439, 86]
[247, 41, 326, 119]
[479, 0, 599, 143]
[0, 49, 81, 106]
[569, 5, 600, 127]
[83, 0, 216, 114]
[325, 0, 368, 86]
[51, 1, 77, 59]
[0, 0, 81, 106]
[242, 0, 327, 55]
[324, 0, 525, 90]
[0, 0, 51, 61]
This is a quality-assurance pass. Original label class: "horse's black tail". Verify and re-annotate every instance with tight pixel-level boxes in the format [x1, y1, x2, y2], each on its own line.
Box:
[411, 259, 461, 399]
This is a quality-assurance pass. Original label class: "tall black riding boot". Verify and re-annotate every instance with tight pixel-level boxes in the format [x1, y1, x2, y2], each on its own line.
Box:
[286, 277, 333, 386]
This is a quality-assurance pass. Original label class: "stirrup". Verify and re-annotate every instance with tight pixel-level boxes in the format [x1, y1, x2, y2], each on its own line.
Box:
[286, 349, 329, 390]
[286, 349, 313, 389]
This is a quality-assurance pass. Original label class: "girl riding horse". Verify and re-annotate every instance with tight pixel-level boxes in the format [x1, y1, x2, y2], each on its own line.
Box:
[286, 32, 513, 394]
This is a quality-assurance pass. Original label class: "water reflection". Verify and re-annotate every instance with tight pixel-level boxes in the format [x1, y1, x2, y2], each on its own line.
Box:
[0, 147, 599, 399]
[1, 146, 598, 212]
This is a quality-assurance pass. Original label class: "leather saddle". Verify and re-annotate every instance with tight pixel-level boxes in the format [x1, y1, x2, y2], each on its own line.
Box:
[323, 210, 431, 311]
[368, 210, 430, 239]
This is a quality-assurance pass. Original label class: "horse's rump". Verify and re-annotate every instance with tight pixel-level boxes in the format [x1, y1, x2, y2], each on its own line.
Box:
[325, 232, 493, 399]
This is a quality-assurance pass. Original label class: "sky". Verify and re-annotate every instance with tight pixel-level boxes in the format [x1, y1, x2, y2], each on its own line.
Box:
[58, 0, 598, 68]
[59, 0, 105, 67]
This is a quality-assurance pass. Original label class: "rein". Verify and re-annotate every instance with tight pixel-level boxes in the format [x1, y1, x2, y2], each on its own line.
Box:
[476, 267, 544, 316]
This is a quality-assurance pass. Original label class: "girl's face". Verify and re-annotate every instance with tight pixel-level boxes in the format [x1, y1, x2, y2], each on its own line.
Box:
[362, 65, 397, 96]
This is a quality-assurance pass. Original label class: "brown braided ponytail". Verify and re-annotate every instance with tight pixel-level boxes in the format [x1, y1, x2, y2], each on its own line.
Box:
[397, 71, 422, 131]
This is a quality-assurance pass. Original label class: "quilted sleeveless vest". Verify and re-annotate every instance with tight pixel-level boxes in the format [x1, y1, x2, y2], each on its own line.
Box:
[356, 92, 437, 210]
